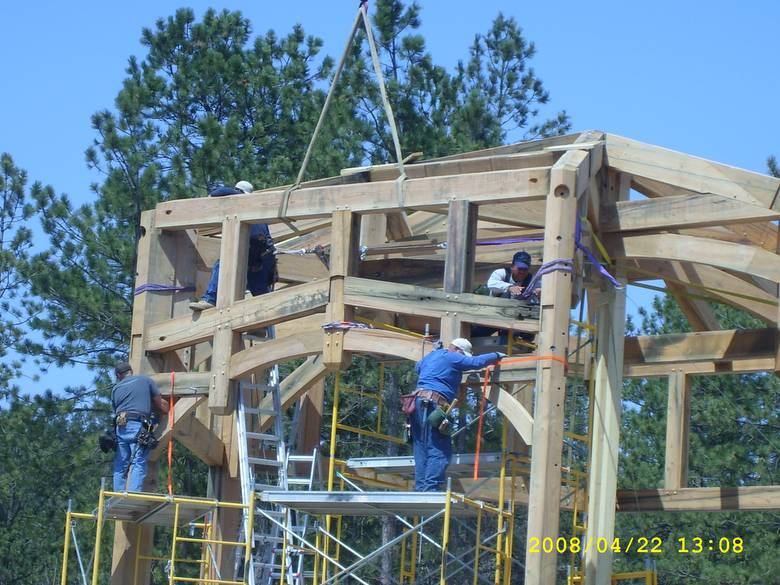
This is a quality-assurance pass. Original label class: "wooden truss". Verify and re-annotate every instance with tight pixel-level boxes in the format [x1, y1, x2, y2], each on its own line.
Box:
[114, 129, 780, 585]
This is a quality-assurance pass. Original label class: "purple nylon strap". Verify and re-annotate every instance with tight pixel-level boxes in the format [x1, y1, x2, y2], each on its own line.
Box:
[575, 216, 623, 290]
[133, 284, 196, 296]
[519, 259, 573, 299]
[322, 321, 375, 332]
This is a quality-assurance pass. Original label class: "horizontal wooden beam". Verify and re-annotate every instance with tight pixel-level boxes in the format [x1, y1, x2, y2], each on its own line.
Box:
[344, 277, 539, 333]
[602, 194, 780, 233]
[606, 134, 780, 208]
[624, 327, 775, 365]
[617, 486, 780, 512]
[608, 233, 780, 283]
[146, 281, 329, 353]
[154, 168, 551, 230]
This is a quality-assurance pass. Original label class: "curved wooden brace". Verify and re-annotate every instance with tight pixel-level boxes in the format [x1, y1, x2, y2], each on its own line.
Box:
[610, 233, 780, 284]
[230, 327, 535, 445]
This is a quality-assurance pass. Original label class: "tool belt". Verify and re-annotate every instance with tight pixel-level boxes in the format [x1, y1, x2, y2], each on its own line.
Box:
[414, 389, 450, 409]
[114, 411, 149, 427]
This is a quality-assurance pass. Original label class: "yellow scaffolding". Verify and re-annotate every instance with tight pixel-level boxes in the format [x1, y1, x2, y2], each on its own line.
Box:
[61, 489, 253, 585]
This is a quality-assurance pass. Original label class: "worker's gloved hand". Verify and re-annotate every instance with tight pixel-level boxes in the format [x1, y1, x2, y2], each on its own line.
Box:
[495, 352, 507, 360]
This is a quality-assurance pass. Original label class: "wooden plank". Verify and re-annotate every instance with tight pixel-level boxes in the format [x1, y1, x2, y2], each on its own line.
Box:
[601, 194, 780, 233]
[146, 280, 330, 352]
[625, 358, 775, 378]
[525, 145, 588, 585]
[606, 133, 780, 208]
[623, 327, 776, 365]
[443, 200, 477, 294]
[664, 370, 691, 490]
[323, 211, 360, 369]
[608, 233, 780, 284]
[344, 277, 539, 333]
[209, 217, 249, 414]
[154, 168, 551, 230]
[616, 486, 780, 512]
[584, 174, 628, 585]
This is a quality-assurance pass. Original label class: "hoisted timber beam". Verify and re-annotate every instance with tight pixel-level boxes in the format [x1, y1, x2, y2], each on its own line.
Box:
[605, 133, 780, 208]
[607, 233, 780, 284]
[145, 280, 330, 352]
[343, 277, 539, 333]
[153, 167, 551, 230]
[616, 486, 780, 512]
[601, 194, 780, 233]
[664, 370, 691, 490]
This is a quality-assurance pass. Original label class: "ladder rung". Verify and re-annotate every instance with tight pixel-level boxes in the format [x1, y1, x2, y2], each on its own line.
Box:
[254, 483, 284, 492]
[286, 478, 312, 485]
[244, 407, 278, 416]
[248, 457, 283, 467]
[246, 432, 281, 442]
[288, 455, 315, 462]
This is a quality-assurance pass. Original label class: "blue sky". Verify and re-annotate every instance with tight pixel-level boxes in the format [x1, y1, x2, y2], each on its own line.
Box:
[2, 0, 778, 392]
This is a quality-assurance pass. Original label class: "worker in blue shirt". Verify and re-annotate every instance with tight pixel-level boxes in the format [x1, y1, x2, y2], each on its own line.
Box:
[410, 338, 504, 491]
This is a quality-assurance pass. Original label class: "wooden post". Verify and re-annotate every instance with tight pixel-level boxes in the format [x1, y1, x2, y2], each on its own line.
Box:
[664, 369, 691, 490]
[440, 200, 477, 343]
[323, 211, 360, 369]
[112, 211, 176, 585]
[524, 151, 585, 585]
[584, 281, 627, 585]
[209, 216, 250, 414]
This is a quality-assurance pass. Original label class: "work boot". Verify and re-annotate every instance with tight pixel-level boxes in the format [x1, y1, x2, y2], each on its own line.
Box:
[189, 299, 215, 311]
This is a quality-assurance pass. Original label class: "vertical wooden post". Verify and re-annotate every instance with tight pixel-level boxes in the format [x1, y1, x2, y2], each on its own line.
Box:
[323, 211, 360, 369]
[583, 281, 627, 585]
[664, 369, 691, 490]
[440, 200, 477, 343]
[209, 216, 249, 414]
[112, 211, 176, 585]
[524, 152, 583, 585]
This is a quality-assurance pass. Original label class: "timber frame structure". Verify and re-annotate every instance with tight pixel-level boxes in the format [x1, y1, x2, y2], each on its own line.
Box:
[102, 129, 780, 585]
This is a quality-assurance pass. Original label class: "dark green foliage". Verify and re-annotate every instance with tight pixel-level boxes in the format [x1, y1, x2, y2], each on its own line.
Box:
[0, 154, 32, 393]
[615, 295, 780, 584]
[769, 155, 779, 178]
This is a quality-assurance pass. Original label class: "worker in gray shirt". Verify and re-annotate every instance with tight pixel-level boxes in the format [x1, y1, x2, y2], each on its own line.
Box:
[112, 361, 169, 492]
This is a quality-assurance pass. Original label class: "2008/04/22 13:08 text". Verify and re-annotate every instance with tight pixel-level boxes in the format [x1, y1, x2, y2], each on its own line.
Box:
[528, 536, 744, 554]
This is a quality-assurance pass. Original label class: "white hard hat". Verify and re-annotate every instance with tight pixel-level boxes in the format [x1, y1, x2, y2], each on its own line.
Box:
[450, 338, 473, 357]
[235, 180, 254, 193]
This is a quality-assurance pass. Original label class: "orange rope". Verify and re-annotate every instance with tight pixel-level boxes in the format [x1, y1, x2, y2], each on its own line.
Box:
[167, 371, 175, 496]
[473, 355, 567, 479]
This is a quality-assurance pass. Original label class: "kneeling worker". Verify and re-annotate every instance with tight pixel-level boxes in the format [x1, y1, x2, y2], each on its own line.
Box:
[410, 338, 503, 491]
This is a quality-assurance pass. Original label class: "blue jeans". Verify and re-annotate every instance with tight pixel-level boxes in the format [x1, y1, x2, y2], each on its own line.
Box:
[202, 260, 273, 304]
[410, 397, 452, 492]
[113, 421, 149, 492]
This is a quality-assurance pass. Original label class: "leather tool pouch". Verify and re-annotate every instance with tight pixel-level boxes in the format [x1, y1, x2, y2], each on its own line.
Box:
[400, 393, 417, 416]
[115, 412, 128, 428]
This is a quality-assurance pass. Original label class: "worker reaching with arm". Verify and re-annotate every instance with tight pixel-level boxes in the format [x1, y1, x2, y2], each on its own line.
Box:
[408, 339, 504, 492]
[111, 361, 169, 492]
[487, 250, 541, 300]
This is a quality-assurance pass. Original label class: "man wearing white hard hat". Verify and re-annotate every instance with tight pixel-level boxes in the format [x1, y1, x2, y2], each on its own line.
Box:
[190, 181, 278, 311]
[408, 338, 504, 491]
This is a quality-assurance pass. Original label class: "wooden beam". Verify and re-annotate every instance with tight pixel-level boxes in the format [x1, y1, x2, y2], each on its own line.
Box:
[616, 486, 780, 512]
[525, 146, 588, 585]
[624, 327, 776, 365]
[605, 133, 780, 208]
[584, 173, 628, 585]
[344, 277, 539, 333]
[209, 217, 249, 414]
[146, 280, 330, 352]
[154, 168, 551, 230]
[601, 194, 780, 233]
[443, 200, 478, 294]
[608, 232, 780, 284]
[323, 211, 360, 369]
[664, 370, 691, 490]
[625, 358, 775, 378]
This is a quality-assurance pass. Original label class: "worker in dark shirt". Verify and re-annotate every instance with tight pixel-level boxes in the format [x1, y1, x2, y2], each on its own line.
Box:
[189, 181, 277, 311]
[112, 361, 169, 492]
[410, 339, 504, 491]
